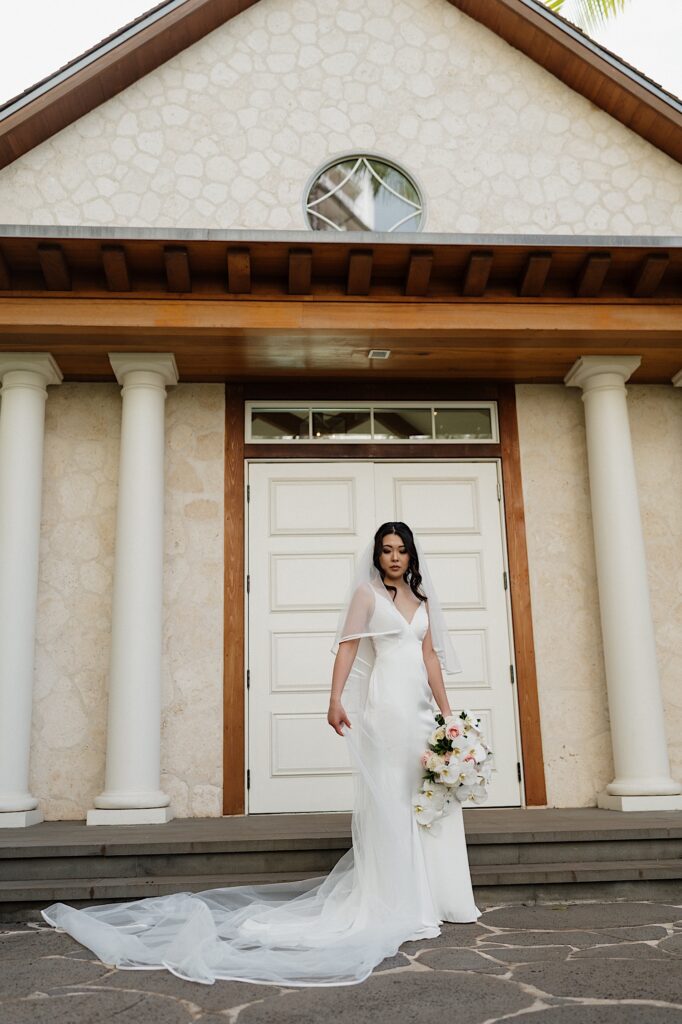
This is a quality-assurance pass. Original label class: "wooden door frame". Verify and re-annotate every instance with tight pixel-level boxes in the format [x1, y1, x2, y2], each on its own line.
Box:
[224, 381, 546, 814]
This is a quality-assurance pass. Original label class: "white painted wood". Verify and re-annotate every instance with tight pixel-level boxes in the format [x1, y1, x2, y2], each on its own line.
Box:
[0, 355, 62, 828]
[248, 461, 522, 812]
[374, 462, 522, 807]
[88, 354, 179, 826]
[248, 463, 376, 813]
[566, 356, 682, 811]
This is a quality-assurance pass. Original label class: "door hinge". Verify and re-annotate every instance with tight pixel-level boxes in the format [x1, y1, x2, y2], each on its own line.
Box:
[247, 574, 250, 594]
[246, 668, 250, 690]
[510, 664, 515, 686]
[247, 769, 251, 790]
[517, 762, 522, 782]
[497, 481, 501, 501]
[247, 484, 250, 502]
[503, 570, 508, 590]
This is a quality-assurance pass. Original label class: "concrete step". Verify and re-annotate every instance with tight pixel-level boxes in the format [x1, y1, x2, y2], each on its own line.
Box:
[3, 860, 682, 905]
[2, 809, 681, 908]
[2, 838, 681, 882]
[0, 848, 345, 881]
[0, 871, 323, 903]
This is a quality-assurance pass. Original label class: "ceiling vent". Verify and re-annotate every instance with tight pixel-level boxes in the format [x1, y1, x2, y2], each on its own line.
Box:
[368, 349, 391, 359]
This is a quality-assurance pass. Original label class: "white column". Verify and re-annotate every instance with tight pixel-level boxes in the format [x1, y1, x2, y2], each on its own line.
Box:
[565, 355, 682, 811]
[0, 354, 63, 827]
[88, 354, 178, 825]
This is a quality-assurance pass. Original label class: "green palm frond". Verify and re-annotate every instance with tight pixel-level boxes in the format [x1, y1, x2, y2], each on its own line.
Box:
[545, 0, 629, 32]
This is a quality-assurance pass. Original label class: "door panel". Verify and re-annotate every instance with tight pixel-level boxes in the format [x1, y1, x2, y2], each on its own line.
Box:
[248, 461, 522, 811]
[374, 463, 521, 806]
[248, 463, 375, 812]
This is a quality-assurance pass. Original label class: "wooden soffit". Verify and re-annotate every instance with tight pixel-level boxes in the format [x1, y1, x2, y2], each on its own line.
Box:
[0, 0, 680, 170]
[0, 227, 680, 383]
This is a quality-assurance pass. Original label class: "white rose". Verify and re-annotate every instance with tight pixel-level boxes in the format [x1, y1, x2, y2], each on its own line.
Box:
[426, 752, 445, 773]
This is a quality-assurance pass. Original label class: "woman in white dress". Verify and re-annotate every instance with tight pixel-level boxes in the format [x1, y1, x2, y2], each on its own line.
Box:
[40, 522, 480, 987]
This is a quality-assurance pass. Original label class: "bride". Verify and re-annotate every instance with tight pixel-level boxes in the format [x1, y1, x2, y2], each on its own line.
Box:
[40, 522, 481, 987]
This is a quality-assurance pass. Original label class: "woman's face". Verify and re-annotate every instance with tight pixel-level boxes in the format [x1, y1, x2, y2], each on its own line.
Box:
[379, 533, 409, 582]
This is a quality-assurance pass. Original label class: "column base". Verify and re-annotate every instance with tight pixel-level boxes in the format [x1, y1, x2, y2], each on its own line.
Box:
[87, 805, 175, 825]
[597, 790, 682, 811]
[0, 808, 44, 828]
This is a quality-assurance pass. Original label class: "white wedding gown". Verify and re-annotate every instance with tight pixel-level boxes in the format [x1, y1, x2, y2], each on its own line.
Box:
[41, 591, 481, 986]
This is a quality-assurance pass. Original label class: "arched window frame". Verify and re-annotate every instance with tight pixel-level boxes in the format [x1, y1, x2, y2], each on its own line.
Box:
[303, 153, 426, 233]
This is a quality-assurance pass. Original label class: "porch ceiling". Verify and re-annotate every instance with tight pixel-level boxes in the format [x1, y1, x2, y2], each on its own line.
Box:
[0, 227, 680, 382]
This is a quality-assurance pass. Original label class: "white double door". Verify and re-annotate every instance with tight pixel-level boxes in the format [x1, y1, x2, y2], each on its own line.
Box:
[247, 461, 522, 812]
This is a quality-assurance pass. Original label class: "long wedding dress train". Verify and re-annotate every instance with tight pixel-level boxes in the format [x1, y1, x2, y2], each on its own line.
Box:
[41, 590, 481, 986]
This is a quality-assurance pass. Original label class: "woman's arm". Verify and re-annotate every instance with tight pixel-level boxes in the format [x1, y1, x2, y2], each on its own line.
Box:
[328, 638, 360, 735]
[422, 617, 452, 719]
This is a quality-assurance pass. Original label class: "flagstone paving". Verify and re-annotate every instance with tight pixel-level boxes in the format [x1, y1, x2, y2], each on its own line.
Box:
[1, 899, 682, 1022]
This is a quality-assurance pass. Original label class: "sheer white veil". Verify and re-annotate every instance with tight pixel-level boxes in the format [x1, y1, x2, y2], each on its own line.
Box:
[38, 525, 465, 988]
[331, 527, 462, 718]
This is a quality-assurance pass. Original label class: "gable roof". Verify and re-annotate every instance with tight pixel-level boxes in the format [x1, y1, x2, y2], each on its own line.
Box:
[0, 0, 680, 170]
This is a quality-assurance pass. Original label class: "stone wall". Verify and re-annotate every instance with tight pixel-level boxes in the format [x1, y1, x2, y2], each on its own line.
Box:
[516, 383, 682, 807]
[27, 383, 225, 820]
[0, 0, 680, 234]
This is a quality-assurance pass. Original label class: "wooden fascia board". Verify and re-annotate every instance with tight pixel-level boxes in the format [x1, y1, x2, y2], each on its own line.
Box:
[0, 0, 260, 170]
[447, 0, 682, 165]
[0, 296, 678, 337]
[0, 0, 680, 170]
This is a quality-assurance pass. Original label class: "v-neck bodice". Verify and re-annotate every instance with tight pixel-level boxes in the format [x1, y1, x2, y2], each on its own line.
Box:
[363, 588, 430, 664]
[393, 597, 425, 629]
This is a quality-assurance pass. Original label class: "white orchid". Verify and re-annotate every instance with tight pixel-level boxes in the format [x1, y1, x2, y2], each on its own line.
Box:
[458, 762, 479, 786]
[435, 760, 464, 786]
[412, 792, 441, 826]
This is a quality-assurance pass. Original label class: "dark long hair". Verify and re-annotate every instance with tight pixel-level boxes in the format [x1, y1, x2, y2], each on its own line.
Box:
[372, 522, 427, 604]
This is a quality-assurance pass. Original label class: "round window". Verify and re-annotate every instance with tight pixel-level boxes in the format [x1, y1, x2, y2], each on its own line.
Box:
[305, 156, 423, 232]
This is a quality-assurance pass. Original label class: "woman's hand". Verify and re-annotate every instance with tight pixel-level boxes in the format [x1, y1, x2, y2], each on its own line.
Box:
[328, 700, 352, 735]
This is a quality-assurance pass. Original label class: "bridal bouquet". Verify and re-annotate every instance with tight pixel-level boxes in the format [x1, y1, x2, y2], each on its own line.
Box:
[413, 710, 494, 831]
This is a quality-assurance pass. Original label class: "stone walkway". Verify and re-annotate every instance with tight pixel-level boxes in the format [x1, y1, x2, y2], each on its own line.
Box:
[2, 899, 682, 1022]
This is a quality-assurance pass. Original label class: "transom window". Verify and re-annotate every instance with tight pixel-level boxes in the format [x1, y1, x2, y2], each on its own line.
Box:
[246, 402, 497, 443]
[305, 156, 423, 233]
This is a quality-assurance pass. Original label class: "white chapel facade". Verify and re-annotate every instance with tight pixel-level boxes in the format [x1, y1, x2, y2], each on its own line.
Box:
[0, 0, 680, 827]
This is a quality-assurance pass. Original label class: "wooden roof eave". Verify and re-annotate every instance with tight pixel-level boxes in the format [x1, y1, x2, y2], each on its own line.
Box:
[0, 225, 680, 302]
[0, 227, 680, 383]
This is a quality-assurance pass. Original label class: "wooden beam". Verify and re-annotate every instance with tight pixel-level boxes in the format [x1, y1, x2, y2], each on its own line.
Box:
[519, 252, 552, 297]
[347, 250, 373, 295]
[0, 249, 9, 290]
[404, 250, 433, 296]
[164, 245, 192, 293]
[632, 253, 669, 298]
[498, 384, 547, 806]
[1, 297, 679, 339]
[223, 383, 245, 814]
[462, 250, 493, 297]
[37, 244, 71, 291]
[227, 247, 251, 294]
[101, 245, 130, 292]
[288, 248, 312, 295]
[576, 252, 611, 297]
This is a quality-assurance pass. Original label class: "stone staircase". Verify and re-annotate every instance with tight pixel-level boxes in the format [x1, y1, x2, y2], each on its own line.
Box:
[2, 807, 681, 919]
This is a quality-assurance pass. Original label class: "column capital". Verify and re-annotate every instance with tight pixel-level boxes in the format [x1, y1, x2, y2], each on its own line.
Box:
[0, 353, 63, 386]
[564, 355, 641, 392]
[673, 369, 682, 387]
[108, 353, 179, 387]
